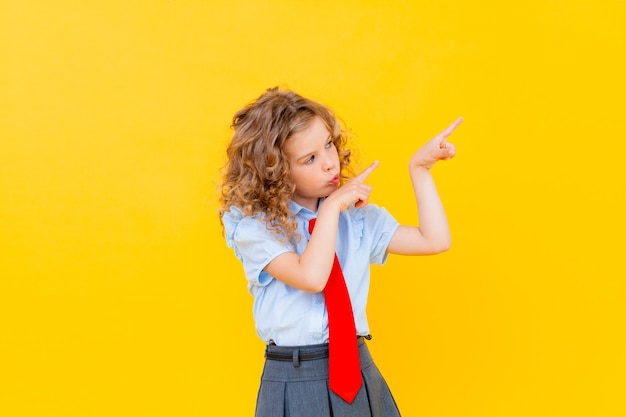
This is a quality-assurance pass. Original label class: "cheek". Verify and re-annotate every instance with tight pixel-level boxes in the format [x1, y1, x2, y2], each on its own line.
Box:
[289, 167, 306, 184]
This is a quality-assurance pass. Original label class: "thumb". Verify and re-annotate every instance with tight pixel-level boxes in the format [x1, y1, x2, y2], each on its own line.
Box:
[440, 142, 456, 159]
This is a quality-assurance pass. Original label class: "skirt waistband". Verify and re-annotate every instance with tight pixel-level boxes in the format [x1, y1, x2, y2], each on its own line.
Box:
[264, 335, 371, 367]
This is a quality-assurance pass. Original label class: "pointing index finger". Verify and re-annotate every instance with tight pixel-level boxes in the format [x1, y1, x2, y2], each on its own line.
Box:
[353, 160, 379, 183]
[440, 116, 464, 138]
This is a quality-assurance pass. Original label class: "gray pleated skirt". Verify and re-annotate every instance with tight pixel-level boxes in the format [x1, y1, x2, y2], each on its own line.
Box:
[255, 337, 401, 417]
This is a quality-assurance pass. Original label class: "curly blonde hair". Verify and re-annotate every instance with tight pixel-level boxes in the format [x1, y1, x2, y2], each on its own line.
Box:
[219, 86, 353, 240]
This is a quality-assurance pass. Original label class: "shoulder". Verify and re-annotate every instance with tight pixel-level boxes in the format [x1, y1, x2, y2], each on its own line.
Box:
[340, 204, 397, 238]
[343, 203, 393, 223]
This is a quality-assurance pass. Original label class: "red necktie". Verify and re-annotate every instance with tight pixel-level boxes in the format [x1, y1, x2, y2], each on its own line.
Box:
[309, 218, 362, 403]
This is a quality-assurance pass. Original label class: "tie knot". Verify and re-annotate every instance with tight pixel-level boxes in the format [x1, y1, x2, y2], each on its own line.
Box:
[308, 218, 317, 234]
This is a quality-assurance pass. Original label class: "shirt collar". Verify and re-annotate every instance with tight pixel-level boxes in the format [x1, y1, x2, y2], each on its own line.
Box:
[289, 198, 326, 221]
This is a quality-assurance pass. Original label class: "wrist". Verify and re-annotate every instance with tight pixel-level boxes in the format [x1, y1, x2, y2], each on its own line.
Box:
[409, 163, 431, 174]
[318, 198, 342, 217]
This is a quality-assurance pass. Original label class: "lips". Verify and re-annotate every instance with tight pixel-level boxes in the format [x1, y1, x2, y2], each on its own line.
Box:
[330, 175, 339, 185]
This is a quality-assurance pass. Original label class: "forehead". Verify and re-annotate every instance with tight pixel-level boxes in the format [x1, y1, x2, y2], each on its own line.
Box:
[284, 116, 330, 157]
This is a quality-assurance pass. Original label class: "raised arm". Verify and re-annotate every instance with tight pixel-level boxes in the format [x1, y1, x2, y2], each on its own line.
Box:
[264, 162, 379, 292]
[387, 117, 463, 256]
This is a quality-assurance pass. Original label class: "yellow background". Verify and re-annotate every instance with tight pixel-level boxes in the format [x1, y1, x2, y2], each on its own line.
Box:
[1, 1, 625, 416]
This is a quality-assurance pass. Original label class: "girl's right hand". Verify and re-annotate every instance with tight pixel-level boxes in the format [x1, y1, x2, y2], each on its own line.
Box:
[326, 161, 379, 211]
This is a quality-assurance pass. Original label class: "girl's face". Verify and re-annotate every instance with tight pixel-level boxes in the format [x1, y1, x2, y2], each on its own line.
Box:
[284, 116, 340, 212]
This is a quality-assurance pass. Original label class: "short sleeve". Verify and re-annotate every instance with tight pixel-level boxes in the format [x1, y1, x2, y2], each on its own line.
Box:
[222, 207, 293, 286]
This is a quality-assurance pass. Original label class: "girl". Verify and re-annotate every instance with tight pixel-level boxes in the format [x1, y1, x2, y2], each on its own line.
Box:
[220, 86, 462, 417]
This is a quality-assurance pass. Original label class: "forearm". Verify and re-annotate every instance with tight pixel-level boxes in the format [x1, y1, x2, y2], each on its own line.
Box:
[297, 202, 340, 291]
[264, 203, 339, 292]
[410, 166, 451, 250]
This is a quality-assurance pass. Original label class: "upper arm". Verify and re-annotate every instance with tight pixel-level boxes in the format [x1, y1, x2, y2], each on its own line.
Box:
[386, 225, 451, 255]
[226, 215, 299, 288]
[264, 251, 325, 293]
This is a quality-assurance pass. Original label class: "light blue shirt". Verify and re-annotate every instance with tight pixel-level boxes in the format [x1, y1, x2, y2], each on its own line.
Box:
[223, 199, 399, 346]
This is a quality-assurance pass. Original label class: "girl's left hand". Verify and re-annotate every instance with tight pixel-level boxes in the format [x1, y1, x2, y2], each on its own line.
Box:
[409, 117, 463, 170]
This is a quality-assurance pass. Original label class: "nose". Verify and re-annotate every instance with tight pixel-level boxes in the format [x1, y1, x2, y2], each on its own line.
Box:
[322, 154, 334, 171]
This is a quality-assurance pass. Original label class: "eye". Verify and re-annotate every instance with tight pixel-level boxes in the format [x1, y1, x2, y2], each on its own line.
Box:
[325, 140, 334, 149]
[305, 155, 315, 165]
